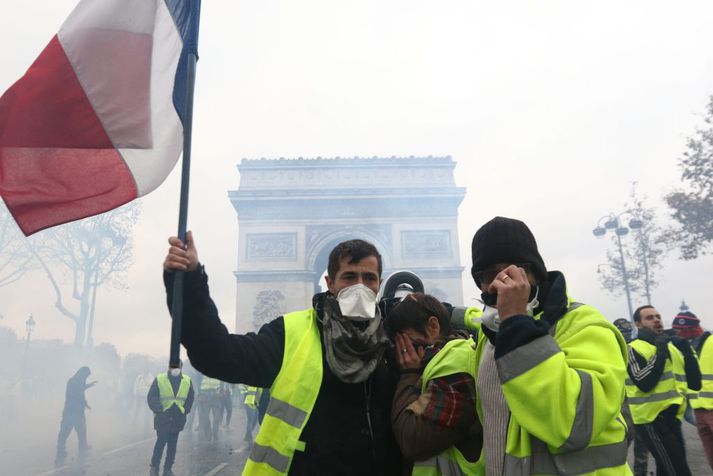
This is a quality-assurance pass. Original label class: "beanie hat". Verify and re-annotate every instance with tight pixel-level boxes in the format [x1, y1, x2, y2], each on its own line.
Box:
[471, 217, 547, 286]
[671, 311, 701, 329]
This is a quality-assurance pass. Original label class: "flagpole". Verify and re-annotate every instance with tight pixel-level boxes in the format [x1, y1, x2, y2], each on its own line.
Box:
[169, 0, 202, 369]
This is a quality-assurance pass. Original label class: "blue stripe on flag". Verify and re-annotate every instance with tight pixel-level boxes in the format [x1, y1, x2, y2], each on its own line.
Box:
[163, 0, 202, 126]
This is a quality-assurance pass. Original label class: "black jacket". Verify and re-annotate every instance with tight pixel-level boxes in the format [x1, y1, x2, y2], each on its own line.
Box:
[147, 372, 195, 433]
[62, 367, 92, 417]
[164, 268, 402, 475]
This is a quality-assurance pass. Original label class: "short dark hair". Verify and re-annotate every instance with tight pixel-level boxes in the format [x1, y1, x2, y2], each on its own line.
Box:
[633, 305, 655, 323]
[385, 293, 450, 338]
[327, 239, 382, 279]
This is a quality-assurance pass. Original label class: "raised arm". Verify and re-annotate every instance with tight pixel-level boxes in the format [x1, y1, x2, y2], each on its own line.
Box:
[163, 232, 283, 387]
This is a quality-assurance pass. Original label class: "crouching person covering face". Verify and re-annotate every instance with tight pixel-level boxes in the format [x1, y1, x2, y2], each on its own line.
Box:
[471, 217, 631, 475]
[388, 293, 483, 476]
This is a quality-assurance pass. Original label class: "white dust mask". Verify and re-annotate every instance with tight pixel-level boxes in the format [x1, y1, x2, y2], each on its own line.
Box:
[337, 283, 377, 319]
[169, 368, 181, 377]
[481, 286, 539, 332]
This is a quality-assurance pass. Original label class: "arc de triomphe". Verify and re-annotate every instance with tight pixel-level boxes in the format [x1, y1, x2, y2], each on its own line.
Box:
[229, 156, 466, 333]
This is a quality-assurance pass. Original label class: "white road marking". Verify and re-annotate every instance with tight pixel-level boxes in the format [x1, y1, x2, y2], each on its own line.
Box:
[230, 444, 249, 454]
[103, 437, 155, 456]
[203, 462, 229, 476]
[36, 437, 155, 475]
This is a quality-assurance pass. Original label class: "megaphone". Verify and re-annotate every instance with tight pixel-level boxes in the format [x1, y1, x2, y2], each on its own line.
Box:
[379, 270, 425, 317]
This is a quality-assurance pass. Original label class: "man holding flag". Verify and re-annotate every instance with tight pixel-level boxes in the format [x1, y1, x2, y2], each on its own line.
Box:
[164, 233, 404, 475]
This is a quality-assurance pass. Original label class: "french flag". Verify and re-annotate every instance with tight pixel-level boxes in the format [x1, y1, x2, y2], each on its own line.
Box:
[0, 0, 200, 235]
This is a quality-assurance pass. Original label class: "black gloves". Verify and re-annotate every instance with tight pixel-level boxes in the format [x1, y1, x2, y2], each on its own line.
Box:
[671, 336, 695, 356]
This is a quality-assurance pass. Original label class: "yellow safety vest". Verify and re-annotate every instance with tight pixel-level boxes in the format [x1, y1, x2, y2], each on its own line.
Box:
[625, 340, 686, 424]
[474, 299, 630, 476]
[691, 334, 713, 410]
[464, 307, 482, 332]
[412, 338, 479, 476]
[156, 373, 191, 414]
[200, 376, 221, 392]
[243, 309, 322, 475]
[241, 385, 260, 408]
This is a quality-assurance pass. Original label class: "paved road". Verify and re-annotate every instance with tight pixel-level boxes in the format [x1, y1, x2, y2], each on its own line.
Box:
[2, 403, 253, 476]
[3, 402, 711, 475]
[37, 430, 252, 476]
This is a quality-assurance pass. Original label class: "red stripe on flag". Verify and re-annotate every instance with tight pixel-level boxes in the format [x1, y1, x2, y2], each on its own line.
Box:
[0, 147, 136, 235]
[0, 36, 115, 148]
[0, 36, 136, 235]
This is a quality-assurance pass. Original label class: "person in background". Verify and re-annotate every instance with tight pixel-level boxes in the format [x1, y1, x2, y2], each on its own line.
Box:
[197, 375, 221, 442]
[55, 366, 96, 466]
[613, 318, 634, 342]
[219, 381, 233, 431]
[239, 384, 261, 443]
[626, 305, 701, 476]
[147, 360, 195, 476]
[388, 292, 482, 475]
[672, 309, 713, 470]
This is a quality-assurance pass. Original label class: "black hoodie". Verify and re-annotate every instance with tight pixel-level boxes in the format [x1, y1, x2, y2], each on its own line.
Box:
[63, 366, 91, 416]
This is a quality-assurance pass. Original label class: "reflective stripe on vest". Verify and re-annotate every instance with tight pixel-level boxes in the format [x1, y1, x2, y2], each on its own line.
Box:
[412, 338, 478, 476]
[692, 336, 713, 410]
[626, 340, 685, 424]
[503, 438, 628, 475]
[243, 309, 322, 476]
[156, 373, 191, 414]
[478, 299, 629, 475]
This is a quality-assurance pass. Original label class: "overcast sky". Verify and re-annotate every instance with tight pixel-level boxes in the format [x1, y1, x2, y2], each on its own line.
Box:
[2, 0, 713, 358]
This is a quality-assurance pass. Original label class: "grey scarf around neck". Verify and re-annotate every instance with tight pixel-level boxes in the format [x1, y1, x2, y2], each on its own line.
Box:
[319, 295, 390, 383]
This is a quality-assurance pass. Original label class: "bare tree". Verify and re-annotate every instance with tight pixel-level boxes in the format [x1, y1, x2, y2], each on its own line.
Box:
[252, 290, 285, 331]
[597, 185, 669, 305]
[30, 203, 140, 347]
[665, 95, 713, 259]
[0, 201, 35, 287]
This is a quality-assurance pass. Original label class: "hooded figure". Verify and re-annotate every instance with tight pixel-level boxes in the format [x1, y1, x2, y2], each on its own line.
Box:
[55, 366, 95, 464]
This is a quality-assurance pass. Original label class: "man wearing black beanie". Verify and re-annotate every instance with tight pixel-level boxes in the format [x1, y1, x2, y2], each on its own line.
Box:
[469, 216, 630, 475]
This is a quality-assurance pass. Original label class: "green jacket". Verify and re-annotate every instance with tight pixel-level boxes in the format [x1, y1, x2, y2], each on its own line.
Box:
[471, 272, 630, 475]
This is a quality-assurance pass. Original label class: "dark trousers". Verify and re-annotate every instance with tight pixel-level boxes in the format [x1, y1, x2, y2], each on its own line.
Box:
[636, 406, 692, 476]
[221, 395, 232, 426]
[56, 413, 87, 453]
[151, 430, 179, 469]
[244, 407, 258, 441]
[632, 428, 650, 476]
[198, 395, 221, 440]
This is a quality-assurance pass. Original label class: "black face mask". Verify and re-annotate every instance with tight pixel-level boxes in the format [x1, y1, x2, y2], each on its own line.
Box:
[481, 285, 539, 308]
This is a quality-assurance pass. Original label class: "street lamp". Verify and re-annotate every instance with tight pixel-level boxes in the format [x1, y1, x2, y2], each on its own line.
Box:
[593, 212, 645, 329]
[25, 313, 35, 340]
[22, 314, 36, 381]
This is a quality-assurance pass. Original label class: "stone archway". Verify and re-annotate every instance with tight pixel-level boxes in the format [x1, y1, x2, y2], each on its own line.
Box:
[229, 156, 466, 333]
